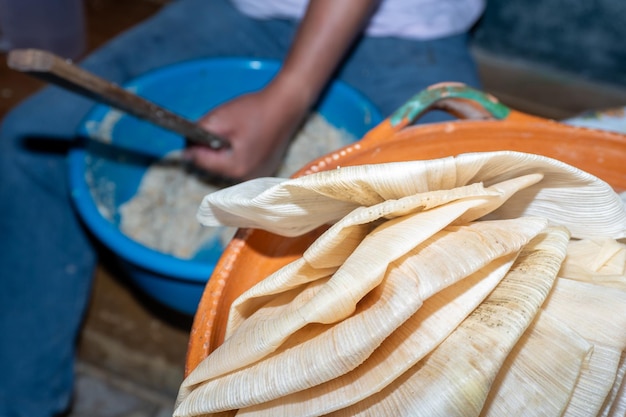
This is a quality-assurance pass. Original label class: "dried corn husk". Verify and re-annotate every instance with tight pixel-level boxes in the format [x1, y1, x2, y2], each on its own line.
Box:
[450, 153, 624, 240]
[197, 157, 460, 236]
[480, 309, 592, 417]
[543, 278, 626, 347]
[559, 238, 626, 290]
[176, 151, 626, 417]
[224, 181, 501, 333]
[329, 227, 570, 417]
[237, 253, 518, 417]
[602, 353, 626, 417]
[227, 175, 540, 334]
[569, 344, 623, 417]
[197, 151, 626, 239]
[556, 242, 626, 415]
[175, 218, 544, 416]
[609, 384, 626, 417]
[541, 278, 626, 416]
[179, 175, 545, 392]
[183, 198, 490, 392]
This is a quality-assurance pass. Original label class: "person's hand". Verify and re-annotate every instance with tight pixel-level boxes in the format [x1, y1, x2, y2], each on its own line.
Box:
[186, 0, 380, 181]
[184, 82, 309, 181]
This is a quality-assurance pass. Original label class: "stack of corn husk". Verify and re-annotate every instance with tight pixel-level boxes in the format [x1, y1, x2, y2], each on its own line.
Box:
[174, 151, 626, 417]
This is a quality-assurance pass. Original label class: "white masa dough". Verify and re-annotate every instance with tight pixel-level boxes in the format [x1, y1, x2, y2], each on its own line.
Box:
[119, 114, 356, 259]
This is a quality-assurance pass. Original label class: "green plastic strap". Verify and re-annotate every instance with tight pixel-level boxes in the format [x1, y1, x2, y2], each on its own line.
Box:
[389, 84, 510, 126]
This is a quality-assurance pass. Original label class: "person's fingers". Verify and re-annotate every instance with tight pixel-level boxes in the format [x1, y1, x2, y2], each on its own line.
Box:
[184, 145, 237, 177]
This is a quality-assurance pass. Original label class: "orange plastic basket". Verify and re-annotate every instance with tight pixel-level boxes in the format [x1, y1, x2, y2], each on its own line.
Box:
[184, 83, 626, 375]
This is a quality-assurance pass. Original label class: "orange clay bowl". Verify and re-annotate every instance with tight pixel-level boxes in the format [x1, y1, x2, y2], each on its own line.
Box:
[184, 82, 626, 375]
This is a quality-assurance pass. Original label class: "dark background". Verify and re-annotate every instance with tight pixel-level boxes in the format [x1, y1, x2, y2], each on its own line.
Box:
[473, 0, 626, 87]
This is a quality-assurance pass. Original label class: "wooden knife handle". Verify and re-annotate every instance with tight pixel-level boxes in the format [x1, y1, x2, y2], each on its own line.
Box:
[7, 48, 228, 149]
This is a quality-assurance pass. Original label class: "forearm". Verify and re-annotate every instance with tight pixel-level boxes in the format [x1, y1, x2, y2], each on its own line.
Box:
[268, 0, 381, 111]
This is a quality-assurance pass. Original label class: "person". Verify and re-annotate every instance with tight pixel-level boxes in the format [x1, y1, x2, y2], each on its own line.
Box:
[0, 0, 484, 415]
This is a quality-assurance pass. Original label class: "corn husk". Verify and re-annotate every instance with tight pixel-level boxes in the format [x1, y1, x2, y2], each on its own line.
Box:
[175, 217, 544, 416]
[227, 174, 540, 334]
[183, 201, 480, 392]
[569, 345, 623, 417]
[543, 278, 626, 347]
[176, 151, 626, 417]
[541, 278, 626, 416]
[197, 157, 460, 236]
[609, 382, 626, 417]
[559, 238, 626, 290]
[602, 352, 626, 417]
[197, 151, 626, 239]
[225, 181, 502, 333]
[237, 253, 518, 417]
[328, 227, 570, 417]
[180, 181, 549, 404]
[480, 309, 592, 417]
[555, 243, 626, 415]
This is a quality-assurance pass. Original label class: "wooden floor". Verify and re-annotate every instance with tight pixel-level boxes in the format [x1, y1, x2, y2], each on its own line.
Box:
[2, 1, 626, 415]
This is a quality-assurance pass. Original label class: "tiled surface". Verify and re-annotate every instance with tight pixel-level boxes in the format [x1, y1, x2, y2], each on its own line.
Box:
[2, 1, 626, 416]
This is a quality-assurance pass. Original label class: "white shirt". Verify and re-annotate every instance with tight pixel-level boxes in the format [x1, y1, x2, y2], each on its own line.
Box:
[231, 0, 485, 40]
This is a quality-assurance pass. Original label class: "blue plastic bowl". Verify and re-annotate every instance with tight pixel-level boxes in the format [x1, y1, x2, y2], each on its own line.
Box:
[68, 57, 382, 315]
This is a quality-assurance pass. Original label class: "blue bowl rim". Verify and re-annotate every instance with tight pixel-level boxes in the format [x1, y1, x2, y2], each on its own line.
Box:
[68, 56, 383, 284]
[69, 148, 217, 282]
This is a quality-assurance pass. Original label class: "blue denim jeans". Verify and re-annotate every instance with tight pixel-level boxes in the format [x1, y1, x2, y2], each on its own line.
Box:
[0, 0, 480, 415]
